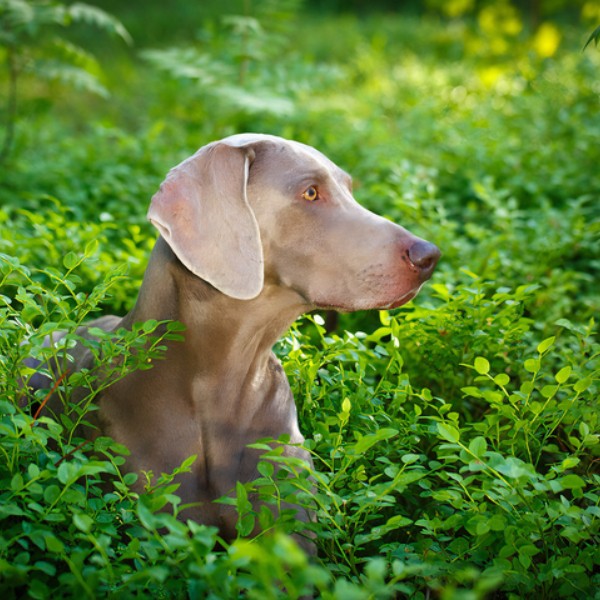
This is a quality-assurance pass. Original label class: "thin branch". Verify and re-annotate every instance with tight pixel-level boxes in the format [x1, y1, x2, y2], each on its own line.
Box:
[32, 370, 69, 423]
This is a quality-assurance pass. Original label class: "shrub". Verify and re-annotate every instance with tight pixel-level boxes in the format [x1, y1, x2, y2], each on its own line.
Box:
[1, 4, 598, 598]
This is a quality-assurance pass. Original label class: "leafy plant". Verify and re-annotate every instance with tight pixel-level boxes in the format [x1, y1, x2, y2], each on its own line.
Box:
[584, 24, 600, 50]
[277, 303, 599, 597]
[141, 0, 341, 130]
[1, 3, 599, 597]
[0, 0, 131, 163]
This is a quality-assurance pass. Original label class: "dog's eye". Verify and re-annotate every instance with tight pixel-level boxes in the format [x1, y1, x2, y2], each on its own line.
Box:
[302, 186, 319, 202]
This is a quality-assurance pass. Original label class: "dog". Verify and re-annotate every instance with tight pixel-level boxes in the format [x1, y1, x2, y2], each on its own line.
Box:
[26, 134, 440, 548]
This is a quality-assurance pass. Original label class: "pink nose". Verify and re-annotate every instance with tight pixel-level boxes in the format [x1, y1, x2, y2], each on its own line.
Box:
[408, 240, 441, 281]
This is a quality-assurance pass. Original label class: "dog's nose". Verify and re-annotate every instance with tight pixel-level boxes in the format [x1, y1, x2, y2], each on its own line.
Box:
[408, 240, 441, 280]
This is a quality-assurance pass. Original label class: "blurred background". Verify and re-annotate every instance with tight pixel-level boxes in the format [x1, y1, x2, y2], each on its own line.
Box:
[1, 0, 598, 331]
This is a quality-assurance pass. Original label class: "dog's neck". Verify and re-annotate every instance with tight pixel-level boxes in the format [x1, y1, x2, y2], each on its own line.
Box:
[124, 237, 308, 398]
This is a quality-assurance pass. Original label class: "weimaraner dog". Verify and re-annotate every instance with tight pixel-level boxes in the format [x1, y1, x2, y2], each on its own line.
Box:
[29, 133, 439, 546]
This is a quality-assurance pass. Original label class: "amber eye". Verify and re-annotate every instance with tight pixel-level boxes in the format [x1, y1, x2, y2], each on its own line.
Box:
[302, 186, 319, 202]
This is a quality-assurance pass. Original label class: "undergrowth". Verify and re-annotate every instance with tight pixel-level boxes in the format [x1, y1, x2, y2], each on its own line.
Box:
[1, 0, 599, 598]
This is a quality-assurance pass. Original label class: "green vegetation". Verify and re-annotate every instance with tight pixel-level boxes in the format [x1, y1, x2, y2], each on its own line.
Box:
[1, 0, 599, 597]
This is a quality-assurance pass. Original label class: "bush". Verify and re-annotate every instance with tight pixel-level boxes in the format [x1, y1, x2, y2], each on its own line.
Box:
[1, 2, 599, 597]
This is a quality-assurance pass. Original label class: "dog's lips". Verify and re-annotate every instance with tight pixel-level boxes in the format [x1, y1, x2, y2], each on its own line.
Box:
[379, 284, 424, 310]
[312, 284, 424, 312]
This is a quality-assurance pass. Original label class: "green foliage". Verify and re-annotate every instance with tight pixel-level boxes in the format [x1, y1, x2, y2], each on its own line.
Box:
[584, 24, 600, 50]
[141, 0, 340, 130]
[277, 307, 599, 597]
[1, 1, 599, 598]
[0, 0, 130, 161]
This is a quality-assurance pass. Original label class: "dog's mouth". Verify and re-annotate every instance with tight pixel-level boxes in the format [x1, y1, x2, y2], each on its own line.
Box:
[379, 284, 423, 310]
[313, 284, 423, 312]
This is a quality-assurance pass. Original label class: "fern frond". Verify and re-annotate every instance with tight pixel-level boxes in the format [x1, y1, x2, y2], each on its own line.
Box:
[66, 3, 132, 45]
[34, 59, 108, 97]
[48, 37, 101, 74]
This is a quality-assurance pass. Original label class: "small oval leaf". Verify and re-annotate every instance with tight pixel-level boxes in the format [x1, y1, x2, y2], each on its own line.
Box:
[524, 358, 540, 374]
[558, 474, 586, 489]
[474, 357, 490, 375]
[494, 373, 510, 386]
[341, 397, 351, 414]
[438, 422, 460, 443]
[537, 336, 555, 354]
[574, 377, 592, 393]
[468, 436, 488, 458]
[63, 252, 79, 270]
[555, 366, 571, 384]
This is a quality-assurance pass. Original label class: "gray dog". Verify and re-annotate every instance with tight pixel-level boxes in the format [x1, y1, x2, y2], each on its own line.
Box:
[27, 134, 440, 547]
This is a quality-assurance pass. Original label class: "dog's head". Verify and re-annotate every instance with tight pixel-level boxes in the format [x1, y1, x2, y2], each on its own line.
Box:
[148, 134, 440, 311]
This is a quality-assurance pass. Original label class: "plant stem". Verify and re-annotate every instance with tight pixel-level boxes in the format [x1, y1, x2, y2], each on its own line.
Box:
[0, 46, 19, 165]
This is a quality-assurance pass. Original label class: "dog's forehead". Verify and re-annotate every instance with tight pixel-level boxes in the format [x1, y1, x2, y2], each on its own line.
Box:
[222, 133, 349, 182]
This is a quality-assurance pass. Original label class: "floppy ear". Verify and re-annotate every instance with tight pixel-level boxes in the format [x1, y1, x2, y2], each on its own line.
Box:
[147, 142, 263, 300]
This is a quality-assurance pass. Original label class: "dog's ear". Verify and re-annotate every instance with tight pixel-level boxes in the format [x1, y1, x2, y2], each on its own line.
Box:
[148, 142, 263, 300]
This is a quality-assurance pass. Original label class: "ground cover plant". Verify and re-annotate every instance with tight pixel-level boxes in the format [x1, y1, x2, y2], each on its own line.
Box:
[1, 0, 599, 597]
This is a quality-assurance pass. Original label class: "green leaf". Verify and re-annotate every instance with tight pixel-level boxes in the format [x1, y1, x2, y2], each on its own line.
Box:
[237, 513, 255, 537]
[574, 377, 592, 393]
[179, 454, 197, 471]
[519, 543, 540, 557]
[0, 504, 25, 520]
[461, 386, 482, 398]
[352, 428, 398, 454]
[73, 513, 93, 533]
[541, 385, 558, 398]
[438, 422, 460, 443]
[555, 366, 571, 384]
[488, 514, 506, 531]
[560, 457, 580, 470]
[476, 519, 490, 535]
[401, 453, 420, 465]
[123, 472, 137, 486]
[468, 436, 487, 458]
[257, 461, 274, 478]
[137, 500, 157, 529]
[482, 390, 503, 404]
[57, 462, 76, 485]
[583, 24, 600, 50]
[11, 473, 24, 492]
[524, 358, 540, 373]
[529, 401, 543, 415]
[517, 543, 540, 569]
[341, 397, 351, 414]
[579, 422, 589, 437]
[67, 3, 132, 45]
[63, 252, 79, 270]
[34, 561, 56, 577]
[520, 381, 534, 395]
[142, 319, 159, 333]
[555, 318, 587, 335]
[558, 474, 586, 489]
[494, 373, 510, 386]
[474, 356, 490, 375]
[537, 336, 555, 354]
[84, 239, 99, 256]
[44, 534, 65, 554]
[383, 515, 412, 529]
[43, 485, 61, 504]
[365, 557, 387, 582]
